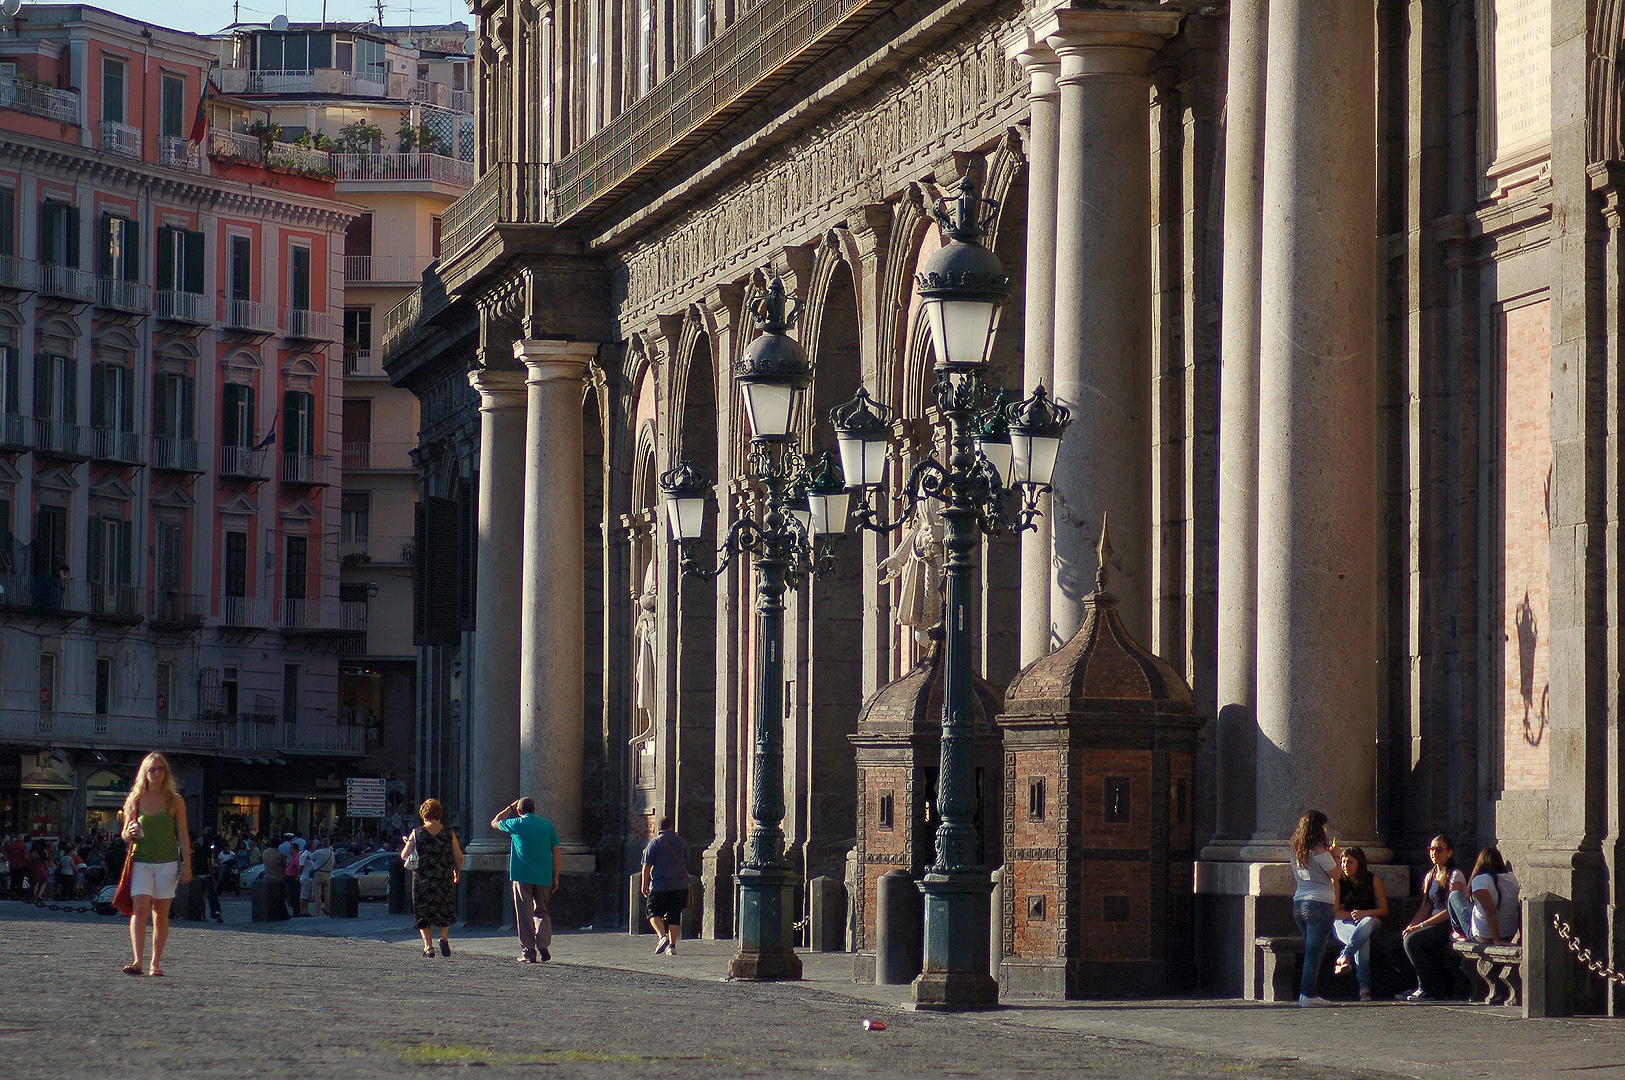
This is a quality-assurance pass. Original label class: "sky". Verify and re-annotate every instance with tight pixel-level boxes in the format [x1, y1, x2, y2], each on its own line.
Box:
[63, 0, 468, 38]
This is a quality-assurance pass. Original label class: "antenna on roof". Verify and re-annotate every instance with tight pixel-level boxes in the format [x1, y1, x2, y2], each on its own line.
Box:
[0, 0, 23, 20]
[270, 14, 289, 31]
[376, 0, 385, 25]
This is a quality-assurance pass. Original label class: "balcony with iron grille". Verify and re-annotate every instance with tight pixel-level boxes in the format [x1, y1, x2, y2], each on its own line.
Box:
[158, 136, 197, 169]
[281, 452, 329, 486]
[0, 575, 91, 616]
[152, 435, 203, 473]
[94, 277, 152, 314]
[344, 253, 436, 284]
[219, 594, 270, 629]
[340, 533, 414, 566]
[39, 264, 92, 303]
[32, 418, 88, 459]
[284, 308, 334, 341]
[0, 75, 80, 125]
[150, 589, 206, 630]
[221, 298, 278, 334]
[89, 426, 141, 464]
[343, 348, 383, 376]
[219, 444, 270, 480]
[87, 582, 143, 623]
[156, 289, 209, 324]
[341, 440, 414, 471]
[0, 255, 37, 292]
[277, 597, 368, 637]
[0, 412, 31, 451]
[100, 121, 142, 158]
[332, 152, 474, 190]
[0, 709, 231, 756]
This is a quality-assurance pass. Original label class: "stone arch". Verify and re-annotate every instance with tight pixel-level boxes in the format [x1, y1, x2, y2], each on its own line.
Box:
[672, 329, 718, 847]
[91, 324, 140, 358]
[880, 186, 933, 412]
[983, 127, 1026, 252]
[1591, 1, 1625, 164]
[801, 230, 864, 446]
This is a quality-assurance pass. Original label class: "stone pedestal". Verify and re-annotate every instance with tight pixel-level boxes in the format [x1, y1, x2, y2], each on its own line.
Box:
[729, 865, 802, 981]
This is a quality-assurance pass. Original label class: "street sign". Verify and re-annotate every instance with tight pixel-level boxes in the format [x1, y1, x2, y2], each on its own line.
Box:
[345, 777, 387, 817]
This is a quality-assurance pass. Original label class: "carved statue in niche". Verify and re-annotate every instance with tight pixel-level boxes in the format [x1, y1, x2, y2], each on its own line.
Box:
[878, 496, 945, 644]
[629, 553, 659, 788]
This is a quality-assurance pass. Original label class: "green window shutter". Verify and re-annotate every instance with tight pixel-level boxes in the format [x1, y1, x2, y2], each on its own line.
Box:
[98, 215, 114, 279]
[61, 356, 76, 425]
[0, 189, 14, 257]
[156, 227, 175, 291]
[119, 367, 133, 433]
[64, 205, 79, 268]
[37, 203, 50, 264]
[124, 223, 140, 282]
[90, 363, 107, 429]
[33, 354, 51, 418]
[87, 517, 104, 586]
[184, 231, 205, 294]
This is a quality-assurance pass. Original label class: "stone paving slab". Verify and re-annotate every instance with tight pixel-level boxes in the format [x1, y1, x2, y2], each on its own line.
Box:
[7, 897, 1625, 1080]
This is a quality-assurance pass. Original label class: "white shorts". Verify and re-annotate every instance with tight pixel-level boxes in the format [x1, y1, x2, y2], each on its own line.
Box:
[129, 860, 179, 900]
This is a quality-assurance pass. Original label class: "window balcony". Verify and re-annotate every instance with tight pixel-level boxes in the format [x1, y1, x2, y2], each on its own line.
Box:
[100, 120, 142, 158]
[156, 289, 209, 324]
[265, 141, 332, 175]
[280, 452, 329, 485]
[331, 152, 474, 188]
[343, 253, 435, 285]
[152, 435, 202, 472]
[339, 533, 414, 565]
[0, 412, 31, 450]
[39, 264, 93, 303]
[3, 574, 91, 615]
[86, 582, 143, 622]
[94, 277, 152, 314]
[150, 589, 206, 629]
[219, 595, 270, 628]
[341, 440, 415, 471]
[89, 426, 141, 464]
[284, 308, 333, 341]
[157, 135, 196, 169]
[278, 598, 368, 632]
[220, 717, 365, 756]
[0, 709, 230, 755]
[0, 255, 37, 292]
[207, 127, 260, 163]
[32, 418, 87, 458]
[343, 349, 382, 376]
[221, 298, 278, 334]
[0, 75, 80, 124]
[219, 444, 270, 480]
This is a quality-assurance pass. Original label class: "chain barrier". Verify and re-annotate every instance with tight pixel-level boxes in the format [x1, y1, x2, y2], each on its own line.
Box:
[1, 893, 98, 915]
[1553, 912, 1625, 986]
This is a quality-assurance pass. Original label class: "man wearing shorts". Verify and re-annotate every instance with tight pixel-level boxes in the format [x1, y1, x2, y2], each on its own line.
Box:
[640, 817, 689, 955]
[492, 797, 560, 963]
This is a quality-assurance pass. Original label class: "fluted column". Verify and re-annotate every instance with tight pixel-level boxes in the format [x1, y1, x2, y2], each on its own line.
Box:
[1247, 0, 1382, 858]
[462, 364, 529, 922]
[1006, 30, 1061, 666]
[515, 338, 600, 867]
[1039, 4, 1183, 644]
[1207, 0, 1268, 862]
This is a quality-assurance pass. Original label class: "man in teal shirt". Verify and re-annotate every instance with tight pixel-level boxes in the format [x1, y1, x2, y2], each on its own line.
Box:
[492, 797, 561, 962]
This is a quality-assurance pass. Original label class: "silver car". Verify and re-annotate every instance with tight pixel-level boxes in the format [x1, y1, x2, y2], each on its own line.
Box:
[330, 851, 396, 899]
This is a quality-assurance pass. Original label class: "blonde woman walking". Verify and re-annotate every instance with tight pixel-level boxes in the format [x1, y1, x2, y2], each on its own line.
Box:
[120, 753, 192, 976]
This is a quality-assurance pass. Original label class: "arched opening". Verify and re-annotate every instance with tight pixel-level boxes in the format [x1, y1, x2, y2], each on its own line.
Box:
[581, 383, 610, 864]
[675, 332, 717, 852]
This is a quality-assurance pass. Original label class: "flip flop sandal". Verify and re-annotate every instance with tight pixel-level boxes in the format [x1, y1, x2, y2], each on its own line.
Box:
[148, 968, 164, 977]
[122, 963, 143, 975]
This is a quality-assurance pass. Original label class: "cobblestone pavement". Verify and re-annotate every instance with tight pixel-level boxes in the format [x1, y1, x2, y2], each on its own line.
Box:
[7, 898, 1625, 1079]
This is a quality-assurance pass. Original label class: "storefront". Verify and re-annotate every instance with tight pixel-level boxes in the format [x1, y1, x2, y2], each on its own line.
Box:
[18, 752, 74, 837]
[0, 754, 19, 834]
[83, 769, 132, 838]
[217, 794, 264, 840]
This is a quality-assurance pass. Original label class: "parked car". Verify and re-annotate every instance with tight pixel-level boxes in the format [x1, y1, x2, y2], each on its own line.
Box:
[239, 863, 267, 890]
[330, 851, 396, 899]
[93, 883, 117, 915]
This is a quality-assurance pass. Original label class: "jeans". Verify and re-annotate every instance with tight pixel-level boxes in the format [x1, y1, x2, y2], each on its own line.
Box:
[1400, 920, 1453, 996]
[1447, 889, 1474, 939]
[1332, 916, 1379, 990]
[1293, 898, 1336, 999]
[201, 872, 221, 918]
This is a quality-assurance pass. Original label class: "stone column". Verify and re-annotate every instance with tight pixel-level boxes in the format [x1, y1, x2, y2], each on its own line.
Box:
[462, 364, 529, 924]
[1207, 0, 1268, 863]
[1247, 0, 1382, 858]
[1006, 30, 1061, 667]
[515, 338, 601, 872]
[1039, 5, 1183, 645]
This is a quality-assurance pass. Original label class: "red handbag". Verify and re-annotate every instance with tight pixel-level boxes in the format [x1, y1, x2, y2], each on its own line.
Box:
[112, 851, 134, 916]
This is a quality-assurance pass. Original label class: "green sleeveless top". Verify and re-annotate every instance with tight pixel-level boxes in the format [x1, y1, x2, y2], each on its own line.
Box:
[133, 806, 179, 864]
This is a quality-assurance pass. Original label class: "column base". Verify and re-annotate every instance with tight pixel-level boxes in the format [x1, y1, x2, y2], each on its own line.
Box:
[702, 843, 737, 940]
[914, 872, 998, 1010]
[730, 864, 802, 981]
[459, 860, 509, 928]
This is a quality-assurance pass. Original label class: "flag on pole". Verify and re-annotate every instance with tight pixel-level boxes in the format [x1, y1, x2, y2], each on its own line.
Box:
[252, 410, 279, 452]
[190, 80, 212, 143]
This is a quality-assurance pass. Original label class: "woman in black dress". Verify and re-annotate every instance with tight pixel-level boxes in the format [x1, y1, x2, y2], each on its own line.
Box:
[401, 798, 462, 958]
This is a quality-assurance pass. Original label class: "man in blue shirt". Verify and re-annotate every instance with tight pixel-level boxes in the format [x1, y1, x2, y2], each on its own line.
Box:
[640, 817, 689, 955]
[492, 797, 560, 962]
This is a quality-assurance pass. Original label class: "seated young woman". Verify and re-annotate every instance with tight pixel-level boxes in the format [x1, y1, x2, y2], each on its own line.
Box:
[1331, 846, 1388, 1001]
[1394, 833, 1468, 1001]
[1448, 846, 1520, 946]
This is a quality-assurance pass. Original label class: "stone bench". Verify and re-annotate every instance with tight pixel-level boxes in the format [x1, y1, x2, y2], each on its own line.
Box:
[1254, 935, 1306, 1003]
[1451, 939, 1522, 1006]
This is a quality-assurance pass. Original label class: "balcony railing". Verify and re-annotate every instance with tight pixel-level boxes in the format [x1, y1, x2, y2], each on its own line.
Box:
[86, 582, 143, 620]
[281, 452, 328, 484]
[284, 308, 333, 340]
[94, 277, 152, 313]
[0, 411, 30, 449]
[331, 152, 474, 187]
[32, 418, 86, 457]
[0, 255, 37, 291]
[0, 574, 90, 615]
[150, 590, 206, 627]
[219, 595, 270, 628]
[0, 75, 80, 124]
[89, 427, 141, 464]
[222, 716, 366, 755]
[277, 598, 369, 631]
[552, 0, 882, 220]
[341, 440, 415, 471]
[344, 349, 382, 376]
[39, 264, 93, 302]
[221, 298, 278, 333]
[207, 128, 260, 162]
[156, 289, 209, 324]
[266, 140, 332, 175]
[339, 533, 415, 565]
[343, 253, 435, 284]
[100, 120, 142, 157]
[157, 135, 196, 169]
[440, 161, 550, 265]
[152, 435, 202, 472]
[0, 709, 230, 754]
[219, 444, 269, 479]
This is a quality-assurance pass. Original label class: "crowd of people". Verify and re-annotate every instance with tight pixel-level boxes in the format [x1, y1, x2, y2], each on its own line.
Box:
[1291, 809, 1521, 1007]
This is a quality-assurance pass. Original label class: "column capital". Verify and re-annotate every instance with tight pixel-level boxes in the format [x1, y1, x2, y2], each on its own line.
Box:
[1035, 5, 1183, 78]
[1004, 27, 1060, 97]
[513, 337, 598, 382]
[468, 365, 529, 407]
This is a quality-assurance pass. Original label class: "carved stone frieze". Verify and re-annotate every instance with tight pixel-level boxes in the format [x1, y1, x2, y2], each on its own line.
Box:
[617, 21, 1024, 324]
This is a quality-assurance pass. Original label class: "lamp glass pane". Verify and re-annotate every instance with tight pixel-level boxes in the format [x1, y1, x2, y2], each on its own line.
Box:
[977, 439, 1012, 486]
[808, 491, 851, 536]
[1027, 435, 1062, 488]
[740, 381, 801, 439]
[666, 495, 706, 541]
[789, 506, 812, 537]
[1009, 432, 1033, 485]
[927, 298, 997, 367]
[837, 431, 889, 487]
[862, 439, 889, 488]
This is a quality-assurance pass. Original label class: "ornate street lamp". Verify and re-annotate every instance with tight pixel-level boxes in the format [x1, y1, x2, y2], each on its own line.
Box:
[660, 268, 845, 982]
[829, 173, 1070, 1009]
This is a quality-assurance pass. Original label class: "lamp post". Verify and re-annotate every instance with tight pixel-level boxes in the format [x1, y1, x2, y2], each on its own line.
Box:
[660, 272, 845, 981]
[832, 174, 1070, 1009]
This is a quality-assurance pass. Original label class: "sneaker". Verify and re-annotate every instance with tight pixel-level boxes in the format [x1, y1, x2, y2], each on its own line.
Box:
[1298, 995, 1333, 1008]
[1359, 989, 1372, 1002]
[539, 947, 551, 962]
[1396, 988, 1432, 1002]
[655, 939, 669, 955]
[666, 941, 676, 955]
[516, 953, 536, 964]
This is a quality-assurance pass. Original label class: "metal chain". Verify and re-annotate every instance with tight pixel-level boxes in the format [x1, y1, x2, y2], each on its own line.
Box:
[1553, 912, 1625, 986]
[1, 894, 97, 915]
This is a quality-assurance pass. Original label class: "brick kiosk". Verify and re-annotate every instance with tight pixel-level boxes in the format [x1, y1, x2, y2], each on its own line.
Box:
[849, 627, 1003, 983]
[997, 538, 1204, 998]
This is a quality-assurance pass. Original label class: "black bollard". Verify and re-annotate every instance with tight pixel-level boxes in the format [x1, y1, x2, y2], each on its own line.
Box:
[875, 869, 922, 984]
[387, 857, 407, 914]
[251, 876, 289, 922]
[176, 878, 206, 921]
[1524, 893, 1575, 1018]
[331, 874, 361, 918]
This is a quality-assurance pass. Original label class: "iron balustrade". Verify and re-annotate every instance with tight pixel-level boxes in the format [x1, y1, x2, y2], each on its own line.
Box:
[277, 598, 369, 631]
[0, 255, 37, 291]
[343, 253, 435, 284]
[343, 349, 380, 376]
[94, 277, 152, 313]
[156, 289, 209, 323]
[341, 440, 414, 470]
[99, 121, 142, 157]
[219, 595, 270, 628]
[378, 289, 423, 357]
[32, 418, 86, 457]
[207, 128, 260, 162]
[220, 298, 278, 333]
[551, 0, 882, 220]
[0, 412, 30, 450]
[157, 135, 196, 168]
[280, 452, 328, 484]
[39, 264, 92, 302]
[438, 161, 550, 265]
[219, 445, 269, 479]
[0, 709, 227, 753]
[149, 590, 207, 626]
[0, 75, 80, 124]
[89, 427, 141, 464]
[332, 151, 474, 186]
[339, 533, 414, 564]
[86, 582, 143, 620]
[152, 436, 202, 471]
[284, 308, 334, 340]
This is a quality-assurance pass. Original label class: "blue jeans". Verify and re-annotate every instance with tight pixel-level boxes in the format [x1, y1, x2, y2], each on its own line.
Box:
[1332, 916, 1379, 990]
[1447, 889, 1474, 939]
[1293, 899, 1336, 999]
